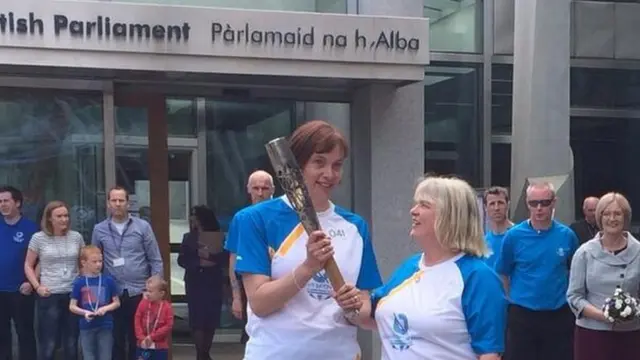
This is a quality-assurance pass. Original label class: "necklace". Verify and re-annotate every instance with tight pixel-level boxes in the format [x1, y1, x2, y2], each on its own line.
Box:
[145, 302, 163, 336]
[55, 234, 70, 276]
[84, 275, 102, 312]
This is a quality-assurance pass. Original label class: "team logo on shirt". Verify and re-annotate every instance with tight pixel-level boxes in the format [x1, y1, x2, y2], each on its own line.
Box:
[388, 313, 413, 351]
[13, 232, 24, 243]
[307, 270, 332, 300]
[557, 247, 567, 257]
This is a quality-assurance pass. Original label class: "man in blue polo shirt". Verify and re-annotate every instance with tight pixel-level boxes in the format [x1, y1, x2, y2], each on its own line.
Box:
[495, 181, 578, 360]
[0, 186, 38, 360]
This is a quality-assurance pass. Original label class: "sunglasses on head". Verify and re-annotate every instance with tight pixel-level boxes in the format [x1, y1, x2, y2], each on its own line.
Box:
[527, 199, 554, 208]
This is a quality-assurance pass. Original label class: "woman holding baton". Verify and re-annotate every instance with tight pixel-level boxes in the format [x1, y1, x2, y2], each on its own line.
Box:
[231, 120, 382, 360]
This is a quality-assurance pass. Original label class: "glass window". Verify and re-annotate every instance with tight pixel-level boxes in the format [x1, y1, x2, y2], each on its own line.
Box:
[571, 117, 640, 233]
[491, 143, 511, 187]
[424, 0, 483, 53]
[205, 100, 296, 229]
[0, 89, 105, 241]
[571, 68, 640, 110]
[108, 0, 347, 13]
[425, 64, 482, 186]
[492, 64, 513, 135]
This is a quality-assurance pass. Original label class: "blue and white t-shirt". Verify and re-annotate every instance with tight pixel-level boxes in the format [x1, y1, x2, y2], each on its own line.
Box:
[233, 196, 382, 360]
[372, 253, 507, 360]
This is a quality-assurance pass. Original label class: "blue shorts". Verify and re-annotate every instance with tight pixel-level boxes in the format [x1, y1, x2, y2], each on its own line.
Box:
[136, 348, 168, 360]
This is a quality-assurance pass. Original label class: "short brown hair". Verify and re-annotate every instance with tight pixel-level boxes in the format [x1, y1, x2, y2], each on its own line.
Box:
[107, 186, 129, 201]
[289, 120, 349, 168]
[483, 186, 509, 205]
[41, 200, 70, 236]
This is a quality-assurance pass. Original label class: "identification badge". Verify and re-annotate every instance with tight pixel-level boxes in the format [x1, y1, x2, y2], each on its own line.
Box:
[113, 258, 125, 267]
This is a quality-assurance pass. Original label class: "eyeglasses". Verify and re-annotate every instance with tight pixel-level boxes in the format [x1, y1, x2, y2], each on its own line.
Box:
[527, 199, 554, 208]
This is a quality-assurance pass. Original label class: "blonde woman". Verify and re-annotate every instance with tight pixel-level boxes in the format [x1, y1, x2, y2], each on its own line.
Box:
[335, 176, 507, 360]
[24, 200, 84, 360]
[567, 192, 640, 360]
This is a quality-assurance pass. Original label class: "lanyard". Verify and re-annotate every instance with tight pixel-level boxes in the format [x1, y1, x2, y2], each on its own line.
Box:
[108, 218, 132, 256]
[145, 302, 163, 336]
[85, 275, 102, 312]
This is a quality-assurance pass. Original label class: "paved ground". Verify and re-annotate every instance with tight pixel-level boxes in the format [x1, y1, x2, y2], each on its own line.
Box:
[173, 343, 244, 360]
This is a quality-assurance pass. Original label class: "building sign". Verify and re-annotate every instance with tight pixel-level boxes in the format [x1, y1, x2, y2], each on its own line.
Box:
[0, 1, 429, 66]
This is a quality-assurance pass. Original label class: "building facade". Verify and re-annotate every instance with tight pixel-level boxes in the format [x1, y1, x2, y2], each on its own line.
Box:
[0, 0, 427, 358]
[4, 0, 635, 358]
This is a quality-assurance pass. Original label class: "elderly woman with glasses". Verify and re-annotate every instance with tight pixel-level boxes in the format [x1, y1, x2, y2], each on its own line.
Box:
[335, 176, 507, 360]
[567, 192, 640, 360]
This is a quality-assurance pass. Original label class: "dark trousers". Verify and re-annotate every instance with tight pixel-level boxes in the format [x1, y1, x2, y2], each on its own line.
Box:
[0, 292, 36, 360]
[505, 304, 574, 360]
[239, 279, 248, 345]
[36, 293, 78, 360]
[574, 326, 640, 360]
[112, 291, 143, 360]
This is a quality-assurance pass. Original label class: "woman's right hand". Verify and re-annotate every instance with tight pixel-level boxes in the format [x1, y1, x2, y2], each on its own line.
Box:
[36, 285, 51, 298]
[302, 230, 334, 274]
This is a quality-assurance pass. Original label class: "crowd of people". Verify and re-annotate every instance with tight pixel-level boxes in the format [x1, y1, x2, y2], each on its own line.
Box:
[2, 118, 638, 360]
[226, 120, 640, 360]
[0, 186, 172, 360]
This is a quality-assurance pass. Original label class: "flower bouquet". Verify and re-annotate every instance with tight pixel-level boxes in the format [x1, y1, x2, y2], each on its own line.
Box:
[602, 286, 640, 323]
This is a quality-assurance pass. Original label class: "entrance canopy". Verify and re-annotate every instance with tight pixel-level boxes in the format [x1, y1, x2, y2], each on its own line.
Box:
[0, 0, 430, 85]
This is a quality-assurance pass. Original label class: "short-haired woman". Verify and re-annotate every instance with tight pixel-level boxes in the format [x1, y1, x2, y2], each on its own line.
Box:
[567, 192, 640, 360]
[336, 176, 507, 360]
[24, 200, 85, 360]
[231, 120, 382, 359]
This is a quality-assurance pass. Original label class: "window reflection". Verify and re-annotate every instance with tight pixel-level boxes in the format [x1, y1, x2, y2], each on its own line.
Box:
[570, 117, 640, 228]
[571, 68, 640, 110]
[424, 0, 482, 53]
[492, 64, 513, 135]
[424, 64, 482, 186]
[0, 89, 105, 241]
[205, 100, 295, 229]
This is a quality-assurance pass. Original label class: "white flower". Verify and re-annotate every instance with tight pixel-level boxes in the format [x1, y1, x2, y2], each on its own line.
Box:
[621, 307, 633, 318]
[615, 288, 623, 295]
[605, 298, 611, 303]
[616, 300, 623, 309]
[608, 316, 615, 323]
[625, 298, 631, 304]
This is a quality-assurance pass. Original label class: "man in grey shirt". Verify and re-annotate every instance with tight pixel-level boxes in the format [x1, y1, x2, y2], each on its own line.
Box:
[91, 186, 163, 360]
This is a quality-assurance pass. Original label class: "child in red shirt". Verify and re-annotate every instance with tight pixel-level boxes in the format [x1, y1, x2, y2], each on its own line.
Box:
[134, 275, 174, 360]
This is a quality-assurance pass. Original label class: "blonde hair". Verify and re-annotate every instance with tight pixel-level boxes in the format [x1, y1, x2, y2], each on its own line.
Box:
[146, 275, 168, 293]
[41, 200, 70, 236]
[414, 176, 488, 257]
[595, 192, 631, 230]
[80, 245, 102, 262]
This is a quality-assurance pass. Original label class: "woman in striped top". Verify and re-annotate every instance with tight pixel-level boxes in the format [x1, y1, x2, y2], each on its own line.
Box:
[24, 200, 85, 360]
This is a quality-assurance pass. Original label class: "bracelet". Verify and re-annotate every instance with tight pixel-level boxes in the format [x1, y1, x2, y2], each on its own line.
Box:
[292, 267, 303, 290]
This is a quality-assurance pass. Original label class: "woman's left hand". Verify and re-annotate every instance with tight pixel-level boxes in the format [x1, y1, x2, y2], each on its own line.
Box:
[333, 283, 362, 311]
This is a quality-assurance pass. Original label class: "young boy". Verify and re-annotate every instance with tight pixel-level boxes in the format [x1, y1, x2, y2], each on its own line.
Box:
[69, 245, 120, 360]
[134, 275, 174, 360]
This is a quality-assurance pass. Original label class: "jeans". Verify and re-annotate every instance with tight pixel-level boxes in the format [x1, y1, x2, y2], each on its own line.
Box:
[0, 291, 37, 360]
[80, 327, 113, 360]
[36, 293, 78, 360]
[112, 291, 143, 360]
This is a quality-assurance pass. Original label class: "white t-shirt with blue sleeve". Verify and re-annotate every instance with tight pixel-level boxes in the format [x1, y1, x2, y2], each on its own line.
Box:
[372, 253, 507, 360]
[233, 196, 382, 360]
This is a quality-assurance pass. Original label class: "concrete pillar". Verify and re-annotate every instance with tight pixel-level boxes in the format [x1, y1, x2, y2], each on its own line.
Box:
[510, 0, 574, 224]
